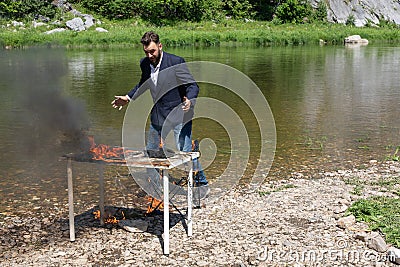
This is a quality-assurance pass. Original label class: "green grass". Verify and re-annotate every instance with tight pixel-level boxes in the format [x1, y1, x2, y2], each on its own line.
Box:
[1, 19, 400, 48]
[347, 196, 400, 247]
[386, 145, 400, 161]
[344, 175, 400, 196]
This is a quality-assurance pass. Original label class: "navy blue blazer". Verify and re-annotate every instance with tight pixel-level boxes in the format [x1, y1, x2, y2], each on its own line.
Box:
[127, 52, 199, 128]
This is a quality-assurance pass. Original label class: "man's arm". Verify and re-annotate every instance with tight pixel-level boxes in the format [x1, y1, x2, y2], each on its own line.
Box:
[127, 58, 151, 101]
[111, 58, 151, 109]
[175, 58, 199, 109]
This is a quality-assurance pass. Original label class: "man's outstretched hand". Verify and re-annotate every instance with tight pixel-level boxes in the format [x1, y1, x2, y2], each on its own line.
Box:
[111, 95, 129, 110]
[182, 96, 191, 112]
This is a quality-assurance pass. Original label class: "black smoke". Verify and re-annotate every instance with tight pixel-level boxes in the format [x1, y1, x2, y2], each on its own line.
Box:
[0, 48, 90, 173]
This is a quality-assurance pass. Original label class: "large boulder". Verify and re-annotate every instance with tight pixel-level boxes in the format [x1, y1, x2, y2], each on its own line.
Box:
[388, 247, 400, 265]
[82, 14, 95, 29]
[344, 35, 369, 45]
[66, 17, 85, 31]
[311, 0, 400, 26]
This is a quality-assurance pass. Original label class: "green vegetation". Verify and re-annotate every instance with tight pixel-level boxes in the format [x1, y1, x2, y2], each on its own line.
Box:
[1, 0, 319, 24]
[275, 0, 313, 24]
[2, 19, 400, 49]
[347, 196, 400, 247]
[343, 177, 365, 195]
[344, 175, 400, 196]
[345, 175, 400, 245]
[350, 184, 364, 195]
[386, 145, 400, 161]
[70, 0, 224, 24]
[304, 135, 328, 150]
[1, 0, 399, 48]
[0, 0, 56, 20]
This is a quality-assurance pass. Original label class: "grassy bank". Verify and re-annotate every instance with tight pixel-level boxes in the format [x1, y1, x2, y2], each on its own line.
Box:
[1, 19, 400, 48]
[348, 196, 400, 247]
[344, 172, 400, 247]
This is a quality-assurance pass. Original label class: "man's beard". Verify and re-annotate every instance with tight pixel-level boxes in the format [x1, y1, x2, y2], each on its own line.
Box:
[151, 51, 161, 66]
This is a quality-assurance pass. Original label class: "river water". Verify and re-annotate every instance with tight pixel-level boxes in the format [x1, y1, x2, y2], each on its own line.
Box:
[0, 44, 399, 217]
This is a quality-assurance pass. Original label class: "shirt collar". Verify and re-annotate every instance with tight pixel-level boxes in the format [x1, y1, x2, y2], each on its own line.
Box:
[151, 51, 163, 71]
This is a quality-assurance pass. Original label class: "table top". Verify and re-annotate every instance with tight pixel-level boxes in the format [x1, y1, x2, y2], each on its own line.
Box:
[125, 151, 200, 169]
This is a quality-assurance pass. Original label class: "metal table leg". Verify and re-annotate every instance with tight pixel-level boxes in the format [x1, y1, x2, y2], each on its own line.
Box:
[187, 161, 193, 236]
[99, 164, 105, 226]
[163, 169, 169, 255]
[67, 158, 75, 242]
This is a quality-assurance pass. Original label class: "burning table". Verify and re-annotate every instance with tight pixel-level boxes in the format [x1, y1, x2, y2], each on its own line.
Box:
[63, 139, 199, 255]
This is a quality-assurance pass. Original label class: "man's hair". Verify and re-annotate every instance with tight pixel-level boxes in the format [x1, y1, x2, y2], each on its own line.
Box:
[141, 31, 159, 46]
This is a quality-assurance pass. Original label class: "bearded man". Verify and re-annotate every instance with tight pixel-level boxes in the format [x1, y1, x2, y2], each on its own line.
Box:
[112, 31, 209, 194]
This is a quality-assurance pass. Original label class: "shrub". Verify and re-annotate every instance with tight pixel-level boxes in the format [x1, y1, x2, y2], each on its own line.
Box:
[223, 0, 255, 19]
[0, 0, 56, 20]
[0, 0, 22, 19]
[312, 0, 328, 22]
[346, 14, 355, 26]
[252, 1, 276, 21]
[73, 0, 139, 20]
[275, 0, 313, 24]
[70, 0, 223, 24]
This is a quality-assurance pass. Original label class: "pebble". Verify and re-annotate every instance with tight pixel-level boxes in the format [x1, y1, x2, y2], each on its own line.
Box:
[337, 215, 356, 229]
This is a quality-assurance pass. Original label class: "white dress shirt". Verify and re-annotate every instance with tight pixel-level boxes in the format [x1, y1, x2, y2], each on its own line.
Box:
[150, 51, 163, 86]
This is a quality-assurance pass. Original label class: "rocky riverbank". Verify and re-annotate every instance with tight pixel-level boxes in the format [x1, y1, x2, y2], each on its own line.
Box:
[1, 160, 400, 266]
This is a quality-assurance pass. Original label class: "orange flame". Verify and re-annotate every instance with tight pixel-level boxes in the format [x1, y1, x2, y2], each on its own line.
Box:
[93, 210, 126, 225]
[104, 216, 119, 224]
[86, 135, 138, 164]
[145, 196, 164, 214]
[88, 135, 124, 160]
[93, 210, 100, 220]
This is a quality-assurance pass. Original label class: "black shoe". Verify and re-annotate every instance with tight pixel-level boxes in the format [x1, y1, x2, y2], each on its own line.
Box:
[194, 181, 208, 187]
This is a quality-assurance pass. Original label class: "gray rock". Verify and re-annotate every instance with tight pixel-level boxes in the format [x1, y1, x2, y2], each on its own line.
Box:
[344, 35, 369, 44]
[337, 215, 356, 229]
[95, 27, 108, 33]
[333, 204, 348, 214]
[367, 234, 388, 253]
[44, 28, 66, 34]
[83, 15, 95, 29]
[388, 247, 400, 265]
[51, 20, 62, 26]
[354, 232, 370, 242]
[32, 21, 46, 28]
[118, 219, 149, 233]
[11, 21, 24, 27]
[66, 18, 85, 31]
[70, 9, 82, 17]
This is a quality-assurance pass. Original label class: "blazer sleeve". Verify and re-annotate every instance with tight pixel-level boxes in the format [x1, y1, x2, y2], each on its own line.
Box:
[175, 57, 199, 103]
[127, 58, 151, 101]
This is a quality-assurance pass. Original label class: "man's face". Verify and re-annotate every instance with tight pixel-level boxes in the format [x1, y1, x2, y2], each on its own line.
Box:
[143, 41, 162, 66]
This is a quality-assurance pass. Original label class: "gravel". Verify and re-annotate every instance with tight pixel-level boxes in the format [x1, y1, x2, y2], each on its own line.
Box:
[1, 160, 400, 266]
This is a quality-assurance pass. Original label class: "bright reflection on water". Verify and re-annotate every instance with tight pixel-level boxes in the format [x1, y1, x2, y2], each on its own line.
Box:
[0, 45, 400, 216]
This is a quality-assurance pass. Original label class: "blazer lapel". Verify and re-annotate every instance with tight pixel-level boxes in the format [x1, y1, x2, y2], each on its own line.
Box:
[154, 52, 170, 101]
